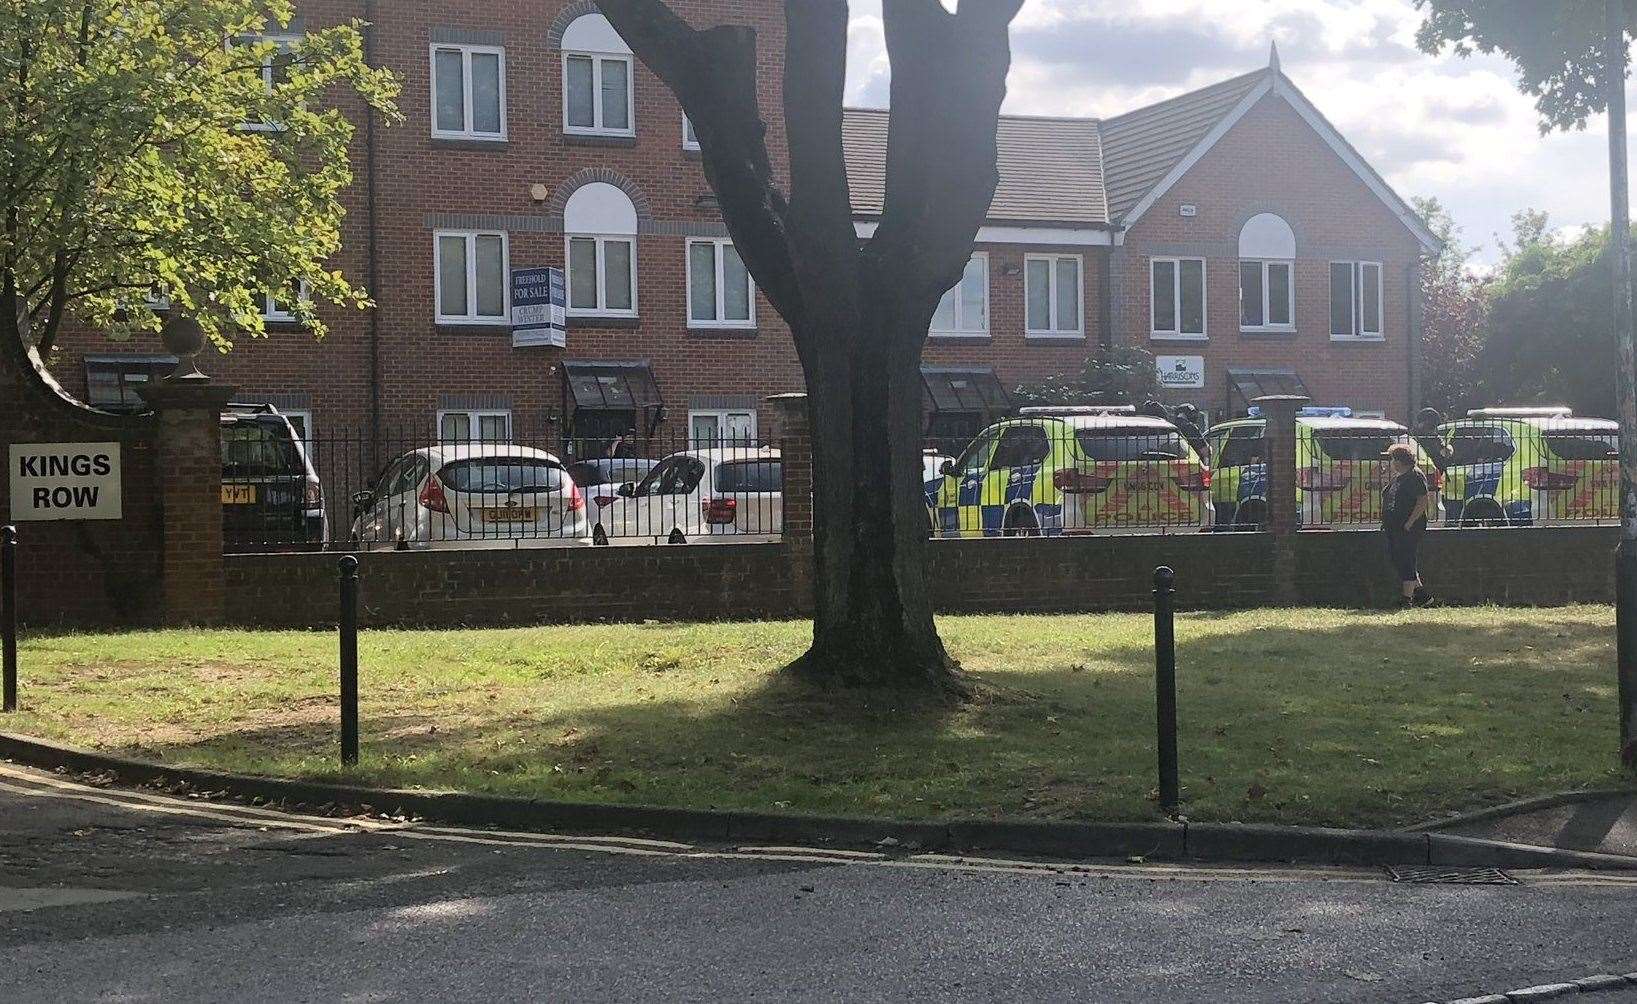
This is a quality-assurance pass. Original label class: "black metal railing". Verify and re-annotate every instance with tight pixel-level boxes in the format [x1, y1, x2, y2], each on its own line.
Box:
[220, 421, 783, 554]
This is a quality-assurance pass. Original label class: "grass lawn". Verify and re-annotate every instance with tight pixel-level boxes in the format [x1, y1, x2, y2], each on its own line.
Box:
[7, 606, 1632, 829]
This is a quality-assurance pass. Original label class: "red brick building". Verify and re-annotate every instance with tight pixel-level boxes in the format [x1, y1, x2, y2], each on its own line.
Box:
[45, 7, 1438, 453]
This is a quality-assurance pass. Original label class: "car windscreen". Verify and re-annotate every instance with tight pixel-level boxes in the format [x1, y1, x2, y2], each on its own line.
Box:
[1074, 427, 1189, 462]
[439, 459, 565, 493]
[1313, 432, 1397, 461]
[715, 460, 782, 493]
[221, 421, 298, 478]
[1544, 431, 1619, 461]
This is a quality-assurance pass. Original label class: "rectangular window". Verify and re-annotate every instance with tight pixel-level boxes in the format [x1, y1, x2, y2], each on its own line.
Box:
[1151, 257, 1207, 338]
[563, 51, 634, 136]
[236, 34, 300, 131]
[565, 235, 638, 316]
[262, 281, 310, 323]
[438, 410, 512, 442]
[430, 45, 506, 141]
[930, 253, 989, 336]
[1330, 261, 1384, 340]
[689, 409, 756, 448]
[84, 357, 176, 414]
[687, 239, 754, 328]
[1240, 260, 1293, 331]
[682, 114, 699, 151]
[1024, 254, 1082, 337]
[434, 231, 509, 324]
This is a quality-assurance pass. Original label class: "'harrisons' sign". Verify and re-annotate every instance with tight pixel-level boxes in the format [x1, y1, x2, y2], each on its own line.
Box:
[1156, 355, 1206, 390]
[9, 443, 122, 521]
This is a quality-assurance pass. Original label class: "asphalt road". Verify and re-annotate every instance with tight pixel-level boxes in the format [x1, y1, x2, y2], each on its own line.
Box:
[0, 763, 1634, 1004]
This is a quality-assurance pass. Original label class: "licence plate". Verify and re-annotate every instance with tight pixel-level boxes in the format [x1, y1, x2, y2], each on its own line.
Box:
[222, 485, 257, 505]
[482, 508, 537, 524]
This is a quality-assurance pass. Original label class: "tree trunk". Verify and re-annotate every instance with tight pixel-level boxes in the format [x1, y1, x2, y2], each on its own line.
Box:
[791, 300, 962, 693]
[1606, 0, 1637, 762]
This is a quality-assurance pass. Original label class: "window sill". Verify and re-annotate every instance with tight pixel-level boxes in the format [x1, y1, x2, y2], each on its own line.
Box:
[928, 332, 991, 343]
[435, 322, 511, 335]
[563, 132, 637, 148]
[430, 136, 509, 151]
[1026, 331, 1085, 341]
[688, 324, 758, 338]
[1149, 333, 1207, 341]
[1330, 334, 1386, 343]
[1239, 327, 1297, 338]
[568, 315, 641, 329]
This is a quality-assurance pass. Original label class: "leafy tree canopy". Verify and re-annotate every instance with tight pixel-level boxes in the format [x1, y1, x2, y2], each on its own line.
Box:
[1414, 195, 1489, 416]
[0, 0, 399, 354]
[1415, 0, 1637, 132]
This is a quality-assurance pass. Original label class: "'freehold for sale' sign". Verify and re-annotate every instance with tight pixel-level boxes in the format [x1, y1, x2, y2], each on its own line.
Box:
[9, 443, 122, 521]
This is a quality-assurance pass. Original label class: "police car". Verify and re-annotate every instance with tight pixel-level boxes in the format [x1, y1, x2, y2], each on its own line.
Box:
[1204, 407, 1442, 530]
[925, 406, 1214, 536]
[1436, 407, 1619, 526]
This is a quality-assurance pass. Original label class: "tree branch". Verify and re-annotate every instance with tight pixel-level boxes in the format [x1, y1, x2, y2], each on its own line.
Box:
[865, 0, 1024, 309]
[599, 0, 804, 322]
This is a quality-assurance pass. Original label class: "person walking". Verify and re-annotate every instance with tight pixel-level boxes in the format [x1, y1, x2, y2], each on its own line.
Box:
[1382, 443, 1433, 607]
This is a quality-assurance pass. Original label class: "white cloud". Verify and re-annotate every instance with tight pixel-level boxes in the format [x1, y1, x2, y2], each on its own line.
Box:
[844, 0, 1629, 263]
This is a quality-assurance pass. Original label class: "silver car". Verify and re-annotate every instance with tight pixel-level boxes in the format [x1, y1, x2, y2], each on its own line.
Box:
[350, 445, 591, 549]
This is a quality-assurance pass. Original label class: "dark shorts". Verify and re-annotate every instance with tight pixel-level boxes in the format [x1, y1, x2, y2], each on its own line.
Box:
[1385, 529, 1422, 583]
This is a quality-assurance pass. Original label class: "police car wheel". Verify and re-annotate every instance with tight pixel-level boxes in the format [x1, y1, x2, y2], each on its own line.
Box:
[1459, 500, 1505, 528]
[1002, 503, 1041, 537]
[1235, 499, 1268, 532]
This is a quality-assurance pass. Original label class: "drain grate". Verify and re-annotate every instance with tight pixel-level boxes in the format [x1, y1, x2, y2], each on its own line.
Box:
[1384, 865, 1518, 885]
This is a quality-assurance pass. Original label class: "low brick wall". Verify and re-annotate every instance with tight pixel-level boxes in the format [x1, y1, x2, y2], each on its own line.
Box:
[221, 526, 1620, 630]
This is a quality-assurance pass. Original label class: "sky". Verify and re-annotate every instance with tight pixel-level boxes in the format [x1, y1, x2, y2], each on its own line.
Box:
[843, 0, 1627, 266]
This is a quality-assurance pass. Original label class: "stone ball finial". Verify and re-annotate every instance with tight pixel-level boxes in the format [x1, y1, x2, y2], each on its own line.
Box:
[159, 315, 208, 381]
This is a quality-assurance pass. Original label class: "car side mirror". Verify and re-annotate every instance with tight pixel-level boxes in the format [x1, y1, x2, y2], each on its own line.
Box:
[616, 482, 636, 498]
[939, 460, 956, 477]
[351, 490, 374, 516]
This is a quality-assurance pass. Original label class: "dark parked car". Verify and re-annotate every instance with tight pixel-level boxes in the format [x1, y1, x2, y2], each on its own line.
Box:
[221, 405, 328, 552]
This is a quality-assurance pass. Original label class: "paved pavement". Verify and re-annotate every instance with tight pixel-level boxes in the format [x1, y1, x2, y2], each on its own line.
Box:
[1, 763, 1635, 1003]
[1448, 795, 1637, 858]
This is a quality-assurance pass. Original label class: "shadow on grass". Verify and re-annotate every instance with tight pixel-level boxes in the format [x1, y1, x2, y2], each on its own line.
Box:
[86, 611, 1630, 828]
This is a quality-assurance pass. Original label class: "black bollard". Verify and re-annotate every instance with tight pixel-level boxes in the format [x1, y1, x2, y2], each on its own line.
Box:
[339, 555, 359, 766]
[2, 525, 16, 713]
[1153, 565, 1179, 813]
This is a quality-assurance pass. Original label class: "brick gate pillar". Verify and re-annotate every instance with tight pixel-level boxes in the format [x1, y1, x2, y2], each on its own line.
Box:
[767, 393, 814, 615]
[139, 375, 238, 626]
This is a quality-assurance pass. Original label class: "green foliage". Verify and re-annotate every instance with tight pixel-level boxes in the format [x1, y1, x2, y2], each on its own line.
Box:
[1013, 345, 1161, 408]
[1413, 195, 1490, 416]
[1480, 210, 1617, 415]
[1415, 0, 1637, 132]
[0, 0, 400, 352]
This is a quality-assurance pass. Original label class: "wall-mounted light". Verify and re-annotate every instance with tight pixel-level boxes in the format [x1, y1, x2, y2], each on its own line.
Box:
[1001, 263, 1023, 277]
[694, 193, 720, 211]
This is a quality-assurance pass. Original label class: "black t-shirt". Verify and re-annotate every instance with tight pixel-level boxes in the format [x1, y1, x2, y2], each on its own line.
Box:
[1382, 468, 1429, 532]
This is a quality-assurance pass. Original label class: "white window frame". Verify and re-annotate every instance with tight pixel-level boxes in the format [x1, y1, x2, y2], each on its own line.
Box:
[561, 50, 635, 137]
[565, 234, 638, 318]
[682, 114, 699, 151]
[436, 409, 513, 442]
[262, 281, 310, 323]
[1150, 256, 1208, 340]
[1024, 253, 1083, 338]
[434, 230, 511, 325]
[236, 33, 302, 132]
[930, 252, 990, 338]
[685, 239, 755, 329]
[1330, 260, 1385, 341]
[429, 44, 508, 141]
[688, 408, 757, 448]
[1238, 259, 1294, 333]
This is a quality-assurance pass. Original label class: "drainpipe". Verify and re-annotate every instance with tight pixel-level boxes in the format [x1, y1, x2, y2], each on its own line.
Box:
[364, 0, 383, 461]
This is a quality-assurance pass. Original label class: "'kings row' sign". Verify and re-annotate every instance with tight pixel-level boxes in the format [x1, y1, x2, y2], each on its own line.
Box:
[9, 443, 122, 521]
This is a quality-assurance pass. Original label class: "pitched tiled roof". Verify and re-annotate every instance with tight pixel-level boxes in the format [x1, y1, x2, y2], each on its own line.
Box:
[841, 68, 1264, 227]
[1098, 69, 1266, 221]
[842, 108, 1108, 226]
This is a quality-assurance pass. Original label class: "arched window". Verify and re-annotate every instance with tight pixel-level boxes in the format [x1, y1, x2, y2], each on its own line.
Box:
[1239, 212, 1295, 331]
[564, 182, 638, 316]
[561, 14, 633, 137]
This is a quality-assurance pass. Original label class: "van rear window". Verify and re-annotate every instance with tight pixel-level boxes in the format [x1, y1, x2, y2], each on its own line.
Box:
[440, 460, 564, 493]
[1074, 428, 1189, 462]
[1544, 431, 1619, 461]
[715, 460, 782, 493]
[221, 421, 297, 477]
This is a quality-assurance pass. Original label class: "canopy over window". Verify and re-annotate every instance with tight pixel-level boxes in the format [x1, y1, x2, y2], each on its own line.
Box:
[1227, 367, 1310, 415]
[922, 366, 1011, 414]
[563, 359, 662, 412]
